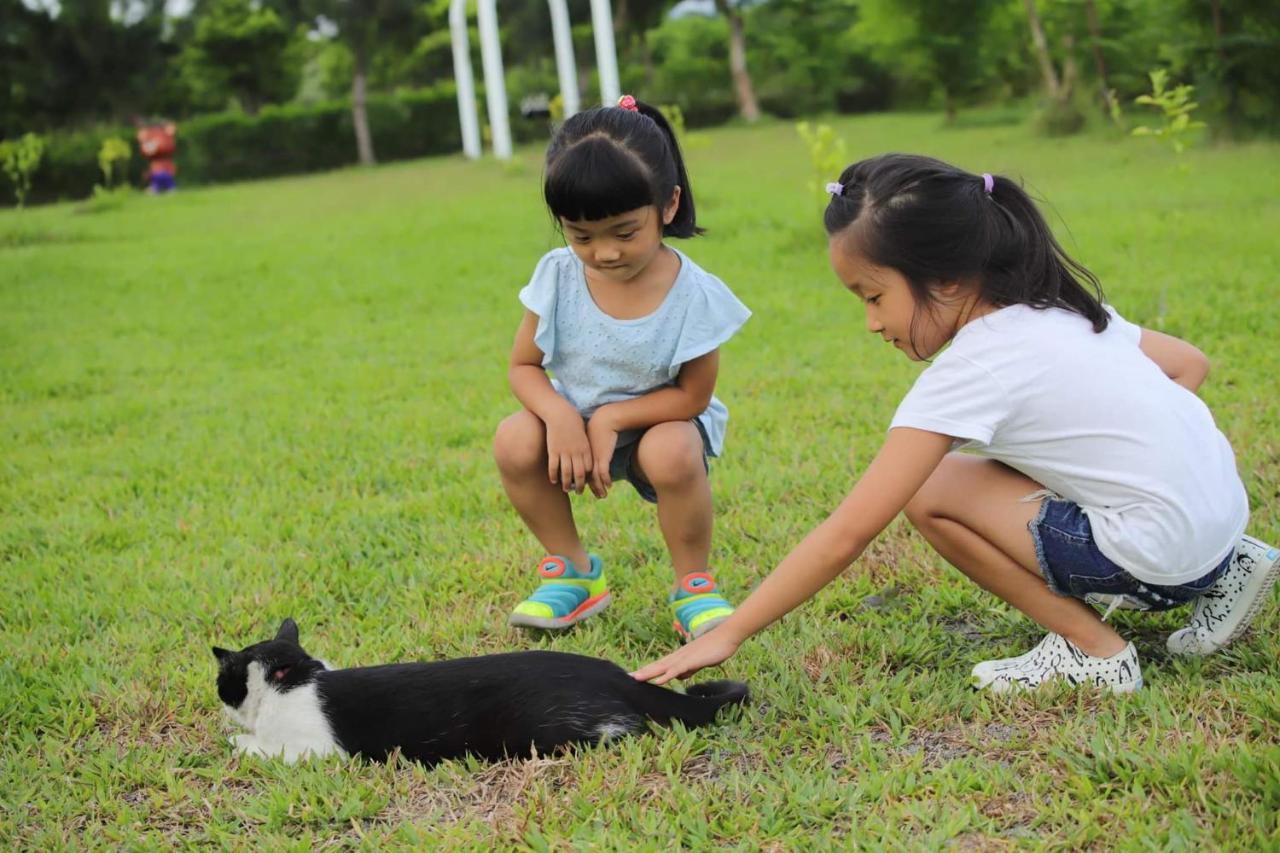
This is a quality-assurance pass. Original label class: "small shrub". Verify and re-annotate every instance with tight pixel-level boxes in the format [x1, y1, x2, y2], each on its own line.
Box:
[1132, 69, 1207, 159]
[1034, 99, 1086, 137]
[796, 122, 846, 206]
[1, 133, 47, 208]
[97, 137, 132, 189]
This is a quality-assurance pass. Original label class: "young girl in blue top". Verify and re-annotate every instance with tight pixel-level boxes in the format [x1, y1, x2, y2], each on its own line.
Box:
[634, 153, 1279, 692]
[495, 96, 751, 641]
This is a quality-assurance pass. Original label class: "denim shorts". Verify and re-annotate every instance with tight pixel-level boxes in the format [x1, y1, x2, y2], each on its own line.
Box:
[609, 419, 712, 503]
[1030, 497, 1231, 611]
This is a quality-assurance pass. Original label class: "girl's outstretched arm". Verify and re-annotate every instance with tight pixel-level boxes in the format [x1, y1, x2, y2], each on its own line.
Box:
[631, 427, 953, 684]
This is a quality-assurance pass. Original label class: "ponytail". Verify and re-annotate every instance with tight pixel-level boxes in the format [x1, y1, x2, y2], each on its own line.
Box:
[824, 153, 1107, 333]
[985, 175, 1108, 331]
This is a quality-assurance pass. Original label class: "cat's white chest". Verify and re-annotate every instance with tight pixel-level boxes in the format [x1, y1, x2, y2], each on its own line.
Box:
[231, 663, 346, 763]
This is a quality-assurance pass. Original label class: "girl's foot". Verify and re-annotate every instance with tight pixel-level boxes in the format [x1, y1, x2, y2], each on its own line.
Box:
[670, 572, 735, 641]
[508, 555, 611, 630]
[1167, 535, 1280, 656]
[971, 633, 1143, 694]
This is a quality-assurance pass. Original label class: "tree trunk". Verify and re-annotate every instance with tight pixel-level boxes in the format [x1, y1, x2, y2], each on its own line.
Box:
[1210, 0, 1225, 62]
[1023, 0, 1060, 101]
[1059, 33, 1077, 101]
[713, 0, 760, 123]
[351, 42, 376, 166]
[1082, 0, 1114, 113]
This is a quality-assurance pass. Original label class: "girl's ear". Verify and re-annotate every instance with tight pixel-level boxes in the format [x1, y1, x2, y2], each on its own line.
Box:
[936, 277, 977, 301]
[662, 186, 682, 225]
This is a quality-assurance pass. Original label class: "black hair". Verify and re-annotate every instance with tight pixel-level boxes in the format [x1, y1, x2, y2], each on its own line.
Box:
[544, 98, 702, 237]
[824, 153, 1108, 350]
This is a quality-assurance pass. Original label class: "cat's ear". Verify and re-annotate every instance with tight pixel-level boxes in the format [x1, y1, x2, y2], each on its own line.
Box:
[212, 646, 233, 662]
[275, 618, 299, 645]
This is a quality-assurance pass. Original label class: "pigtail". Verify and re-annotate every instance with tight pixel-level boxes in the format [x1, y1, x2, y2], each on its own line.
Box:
[633, 100, 703, 238]
[986, 176, 1109, 332]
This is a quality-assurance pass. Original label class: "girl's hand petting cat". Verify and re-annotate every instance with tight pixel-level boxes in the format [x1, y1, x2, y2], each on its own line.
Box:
[586, 411, 620, 498]
[630, 629, 742, 685]
[545, 411, 593, 494]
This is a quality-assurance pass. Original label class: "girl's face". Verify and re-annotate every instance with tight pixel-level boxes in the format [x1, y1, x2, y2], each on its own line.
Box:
[828, 239, 972, 362]
[561, 190, 680, 284]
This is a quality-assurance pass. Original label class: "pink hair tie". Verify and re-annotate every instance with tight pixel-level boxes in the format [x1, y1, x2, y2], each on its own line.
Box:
[982, 173, 994, 194]
[825, 181, 844, 197]
[617, 95, 639, 113]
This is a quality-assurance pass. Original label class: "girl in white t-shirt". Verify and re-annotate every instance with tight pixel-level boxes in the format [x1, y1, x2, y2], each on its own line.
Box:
[634, 153, 1278, 693]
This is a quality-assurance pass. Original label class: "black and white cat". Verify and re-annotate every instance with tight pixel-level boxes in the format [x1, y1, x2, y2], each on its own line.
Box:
[212, 618, 749, 764]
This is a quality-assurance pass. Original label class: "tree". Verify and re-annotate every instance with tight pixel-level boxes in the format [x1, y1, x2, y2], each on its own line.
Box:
[1022, 0, 1084, 134]
[1082, 0, 1117, 115]
[305, 0, 420, 166]
[0, 0, 177, 134]
[853, 0, 1001, 123]
[180, 0, 299, 114]
[711, 0, 760, 122]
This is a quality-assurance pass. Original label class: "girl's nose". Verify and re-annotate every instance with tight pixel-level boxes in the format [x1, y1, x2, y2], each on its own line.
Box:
[596, 244, 621, 262]
[865, 313, 883, 333]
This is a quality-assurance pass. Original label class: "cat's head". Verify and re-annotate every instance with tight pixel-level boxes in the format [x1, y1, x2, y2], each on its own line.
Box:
[212, 618, 324, 727]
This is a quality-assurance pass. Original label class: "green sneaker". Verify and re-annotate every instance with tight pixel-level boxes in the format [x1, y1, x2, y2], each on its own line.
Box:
[508, 555, 611, 630]
[670, 572, 734, 641]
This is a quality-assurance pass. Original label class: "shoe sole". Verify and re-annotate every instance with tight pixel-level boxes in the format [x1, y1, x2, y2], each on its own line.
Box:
[508, 592, 612, 631]
[976, 674, 1143, 694]
[673, 614, 730, 643]
[1170, 543, 1280, 655]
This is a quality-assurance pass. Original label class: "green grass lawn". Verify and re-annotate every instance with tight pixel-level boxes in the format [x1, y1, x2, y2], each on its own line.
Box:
[3, 110, 1278, 848]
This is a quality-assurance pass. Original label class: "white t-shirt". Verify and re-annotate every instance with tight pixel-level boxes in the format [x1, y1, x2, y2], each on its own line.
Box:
[890, 304, 1247, 585]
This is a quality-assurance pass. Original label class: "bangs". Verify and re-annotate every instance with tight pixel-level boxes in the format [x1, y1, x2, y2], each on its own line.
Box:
[545, 136, 657, 223]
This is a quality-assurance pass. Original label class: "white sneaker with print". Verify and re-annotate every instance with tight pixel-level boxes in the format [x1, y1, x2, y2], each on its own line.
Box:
[971, 633, 1143, 694]
[1166, 535, 1280, 656]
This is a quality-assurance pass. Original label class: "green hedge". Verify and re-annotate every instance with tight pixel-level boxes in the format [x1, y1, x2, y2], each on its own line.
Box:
[17, 126, 147, 206]
[7, 83, 554, 205]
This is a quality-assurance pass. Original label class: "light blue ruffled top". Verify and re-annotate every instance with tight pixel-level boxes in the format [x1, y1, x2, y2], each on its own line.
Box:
[518, 246, 751, 456]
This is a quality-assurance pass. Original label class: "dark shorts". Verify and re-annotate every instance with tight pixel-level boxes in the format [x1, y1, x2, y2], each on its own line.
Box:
[610, 419, 712, 504]
[1030, 498, 1231, 611]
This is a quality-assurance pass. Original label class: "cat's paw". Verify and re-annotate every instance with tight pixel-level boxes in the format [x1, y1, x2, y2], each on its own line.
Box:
[230, 734, 269, 758]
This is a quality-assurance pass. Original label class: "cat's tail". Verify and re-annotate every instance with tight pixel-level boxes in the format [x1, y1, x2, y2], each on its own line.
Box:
[636, 679, 750, 728]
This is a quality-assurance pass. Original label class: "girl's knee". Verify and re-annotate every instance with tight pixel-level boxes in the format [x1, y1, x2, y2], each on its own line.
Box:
[493, 411, 545, 473]
[637, 422, 705, 488]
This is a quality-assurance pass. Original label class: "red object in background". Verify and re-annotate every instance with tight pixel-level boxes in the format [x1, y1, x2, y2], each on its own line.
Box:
[136, 122, 178, 192]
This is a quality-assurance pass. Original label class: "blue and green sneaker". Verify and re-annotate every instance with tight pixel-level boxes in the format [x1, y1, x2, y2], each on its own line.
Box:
[670, 572, 734, 641]
[508, 555, 611, 630]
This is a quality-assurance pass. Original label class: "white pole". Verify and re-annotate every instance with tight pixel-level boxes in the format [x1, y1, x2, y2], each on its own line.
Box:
[477, 0, 512, 159]
[589, 0, 620, 106]
[449, 0, 481, 159]
[547, 0, 579, 118]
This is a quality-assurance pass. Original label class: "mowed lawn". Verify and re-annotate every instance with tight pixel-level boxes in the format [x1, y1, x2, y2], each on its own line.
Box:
[2, 111, 1278, 848]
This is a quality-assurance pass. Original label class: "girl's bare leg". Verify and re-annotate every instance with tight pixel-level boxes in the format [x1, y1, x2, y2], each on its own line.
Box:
[633, 421, 713, 579]
[493, 409, 590, 570]
[904, 454, 1125, 657]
